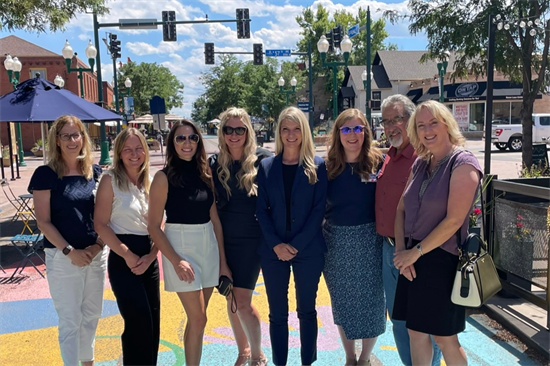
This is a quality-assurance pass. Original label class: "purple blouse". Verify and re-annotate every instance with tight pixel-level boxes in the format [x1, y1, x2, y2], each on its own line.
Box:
[402, 149, 482, 255]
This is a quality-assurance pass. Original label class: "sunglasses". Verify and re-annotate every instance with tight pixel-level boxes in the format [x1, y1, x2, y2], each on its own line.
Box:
[380, 116, 405, 128]
[340, 125, 366, 134]
[58, 132, 83, 141]
[174, 134, 200, 144]
[223, 126, 247, 136]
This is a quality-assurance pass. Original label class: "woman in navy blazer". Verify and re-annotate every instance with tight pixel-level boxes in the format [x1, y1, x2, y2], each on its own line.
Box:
[256, 106, 327, 366]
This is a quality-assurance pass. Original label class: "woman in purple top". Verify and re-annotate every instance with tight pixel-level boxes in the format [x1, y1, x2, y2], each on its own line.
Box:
[393, 100, 482, 366]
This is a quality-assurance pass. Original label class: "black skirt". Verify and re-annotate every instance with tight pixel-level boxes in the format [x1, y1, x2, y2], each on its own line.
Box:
[392, 245, 465, 336]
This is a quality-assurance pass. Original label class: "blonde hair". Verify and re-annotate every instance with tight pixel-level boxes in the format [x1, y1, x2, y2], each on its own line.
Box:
[326, 108, 383, 180]
[217, 107, 258, 197]
[47, 115, 94, 179]
[408, 100, 466, 160]
[110, 128, 151, 196]
[275, 106, 317, 185]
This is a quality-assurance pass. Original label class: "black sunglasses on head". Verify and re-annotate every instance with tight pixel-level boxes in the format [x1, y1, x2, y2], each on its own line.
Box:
[222, 126, 247, 136]
[174, 134, 200, 144]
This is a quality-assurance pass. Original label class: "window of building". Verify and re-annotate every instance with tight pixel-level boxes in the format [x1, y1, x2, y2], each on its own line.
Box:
[372, 91, 381, 111]
[469, 103, 484, 131]
[29, 68, 46, 79]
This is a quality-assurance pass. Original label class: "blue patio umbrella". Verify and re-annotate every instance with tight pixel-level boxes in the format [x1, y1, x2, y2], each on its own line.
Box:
[0, 77, 122, 123]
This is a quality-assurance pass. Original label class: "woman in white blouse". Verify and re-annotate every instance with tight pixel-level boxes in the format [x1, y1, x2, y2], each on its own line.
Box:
[94, 128, 160, 366]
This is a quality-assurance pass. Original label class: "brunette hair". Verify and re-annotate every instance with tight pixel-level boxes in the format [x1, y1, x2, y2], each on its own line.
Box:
[326, 108, 383, 180]
[164, 119, 211, 187]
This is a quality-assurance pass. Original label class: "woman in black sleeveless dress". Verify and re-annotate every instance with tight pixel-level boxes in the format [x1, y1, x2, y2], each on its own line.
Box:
[148, 119, 230, 366]
[209, 107, 271, 366]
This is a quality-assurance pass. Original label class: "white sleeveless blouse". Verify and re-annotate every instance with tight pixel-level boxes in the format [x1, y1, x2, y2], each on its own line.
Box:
[105, 170, 149, 235]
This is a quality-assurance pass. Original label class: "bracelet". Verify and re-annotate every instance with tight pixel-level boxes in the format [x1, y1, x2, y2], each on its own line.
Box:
[416, 243, 424, 256]
[94, 242, 104, 249]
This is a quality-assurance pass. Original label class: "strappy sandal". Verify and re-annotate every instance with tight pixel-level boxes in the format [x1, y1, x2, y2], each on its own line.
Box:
[357, 359, 371, 366]
[234, 352, 251, 366]
[250, 355, 268, 366]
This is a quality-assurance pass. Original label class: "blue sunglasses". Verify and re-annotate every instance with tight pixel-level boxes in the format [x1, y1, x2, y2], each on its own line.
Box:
[340, 125, 366, 134]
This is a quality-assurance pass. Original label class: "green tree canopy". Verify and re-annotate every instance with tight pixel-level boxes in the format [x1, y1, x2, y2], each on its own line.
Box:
[117, 60, 184, 115]
[0, 0, 109, 33]
[295, 4, 396, 111]
[398, 0, 549, 167]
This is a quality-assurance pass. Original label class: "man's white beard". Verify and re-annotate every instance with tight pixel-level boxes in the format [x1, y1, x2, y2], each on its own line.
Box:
[389, 134, 403, 148]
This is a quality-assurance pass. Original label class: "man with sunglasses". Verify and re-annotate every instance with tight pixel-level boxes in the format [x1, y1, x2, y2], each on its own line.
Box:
[374, 94, 442, 366]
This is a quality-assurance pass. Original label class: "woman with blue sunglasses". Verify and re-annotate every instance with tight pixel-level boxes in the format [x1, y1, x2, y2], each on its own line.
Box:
[148, 120, 230, 365]
[324, 108, 385, 366]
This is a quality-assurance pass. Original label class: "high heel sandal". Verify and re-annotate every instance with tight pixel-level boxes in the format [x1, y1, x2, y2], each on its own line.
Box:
[250, 355, 268, 366]
[357, 359, 371, 366]
[234, 352, 251, 366]
[344, 357, 357, 366]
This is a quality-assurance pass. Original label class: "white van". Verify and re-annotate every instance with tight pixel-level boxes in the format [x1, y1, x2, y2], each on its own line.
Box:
[488, 113, 550, 151]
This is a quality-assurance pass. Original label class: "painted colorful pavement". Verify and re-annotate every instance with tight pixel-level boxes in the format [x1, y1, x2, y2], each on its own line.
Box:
[0, 261, 542, 366]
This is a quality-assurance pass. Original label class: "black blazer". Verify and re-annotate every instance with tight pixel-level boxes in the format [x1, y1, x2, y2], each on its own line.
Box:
[256, 154, 327, 259]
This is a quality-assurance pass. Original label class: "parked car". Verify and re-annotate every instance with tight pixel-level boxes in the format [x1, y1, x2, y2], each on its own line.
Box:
[485, 113, 550, 151]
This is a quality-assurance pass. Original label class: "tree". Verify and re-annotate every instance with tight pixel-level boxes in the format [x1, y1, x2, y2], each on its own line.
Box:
[0, 0, 109, 33]
[117, 60, 184, 115]
[399, 0, 549, 168]
[191, 96, 211, 126]
[295, 4, 395, 113]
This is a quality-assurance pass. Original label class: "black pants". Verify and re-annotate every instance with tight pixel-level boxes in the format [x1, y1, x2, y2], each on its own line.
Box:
[108, 234, 160, 366]
[261, 254, 325, 366]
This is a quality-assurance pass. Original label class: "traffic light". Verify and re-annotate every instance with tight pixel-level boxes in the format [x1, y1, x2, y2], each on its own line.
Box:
[162, 10, 177, 42]
[109, 33, 121, 59]
[325, 30, 334, 53]
[333, 25, 342, 49]
[204, 43, 215, 65]
[236, 8, 250, 39]
[253, 44, 263, 65]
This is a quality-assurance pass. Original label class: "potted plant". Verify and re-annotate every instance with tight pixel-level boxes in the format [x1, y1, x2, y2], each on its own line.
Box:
[469, 208, 482, 235]
[2, 146, 10, 166]
[31, 139, 47, 157]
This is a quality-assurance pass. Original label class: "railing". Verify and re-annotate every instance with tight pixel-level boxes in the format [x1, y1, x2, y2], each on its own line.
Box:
[486, 177, 550, 329]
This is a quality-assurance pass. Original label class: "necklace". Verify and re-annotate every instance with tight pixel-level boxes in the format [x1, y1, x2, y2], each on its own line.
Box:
[348, 162, 357, 175]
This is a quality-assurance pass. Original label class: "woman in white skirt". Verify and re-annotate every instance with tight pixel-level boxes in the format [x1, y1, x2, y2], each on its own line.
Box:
[148, 120, 231, 366]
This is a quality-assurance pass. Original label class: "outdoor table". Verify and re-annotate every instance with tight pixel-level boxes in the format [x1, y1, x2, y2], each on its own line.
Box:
[8, 233, 45, 279]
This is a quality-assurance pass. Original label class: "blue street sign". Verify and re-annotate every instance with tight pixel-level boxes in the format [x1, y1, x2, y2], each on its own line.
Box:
[348, 24, 360, 38]
[265, 49, 291, 57]
[297, 101, 310, 112]
[150, 95, 166, 115]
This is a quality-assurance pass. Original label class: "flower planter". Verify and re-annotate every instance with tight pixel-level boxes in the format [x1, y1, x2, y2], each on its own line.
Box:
[33, 150, 43, 157]
[2, 157, 10, 166]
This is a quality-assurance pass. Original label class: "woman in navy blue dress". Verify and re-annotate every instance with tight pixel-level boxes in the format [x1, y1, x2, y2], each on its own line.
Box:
[256, 106, 327, 366]
[209, 107, 270, 366]
[324, 108, 384, 366]
[30, 115, 106, 366]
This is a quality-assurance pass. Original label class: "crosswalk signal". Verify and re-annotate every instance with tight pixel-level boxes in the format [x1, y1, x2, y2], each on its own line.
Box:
[253, 43, 263, 65]
[236, 8, 250, 39]
[204, 43, 215, 65]
[325, 30, 334, 53]
[333, 25, 342, 49]
[162, 10, 177, 42]
[109, 33, 121, 59]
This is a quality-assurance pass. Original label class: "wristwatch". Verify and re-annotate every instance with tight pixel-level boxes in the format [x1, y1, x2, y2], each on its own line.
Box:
[62, 245, 74, 255]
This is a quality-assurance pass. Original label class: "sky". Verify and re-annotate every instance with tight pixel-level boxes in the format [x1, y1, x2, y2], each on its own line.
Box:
[0, 0, 427, 118]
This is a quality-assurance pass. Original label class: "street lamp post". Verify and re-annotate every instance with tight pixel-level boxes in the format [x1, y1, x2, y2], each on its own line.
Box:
[123, 77, 132, 129]
[436, 51, 450, 103]
[361, 70, 373, 128]
[3, 55, 26, 167]
[278, 76, 297, 106]
[54, 75, 65, 88]
[62, 40, 97, 99]
[317, 34, 353, 119]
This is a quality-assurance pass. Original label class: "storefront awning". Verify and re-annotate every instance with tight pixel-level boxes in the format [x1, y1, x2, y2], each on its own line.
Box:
[406, 88, 423, 103]
[416, 81, 541, 103]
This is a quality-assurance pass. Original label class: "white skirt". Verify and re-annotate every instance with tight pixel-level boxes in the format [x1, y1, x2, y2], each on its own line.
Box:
[162, 221, 220, 292]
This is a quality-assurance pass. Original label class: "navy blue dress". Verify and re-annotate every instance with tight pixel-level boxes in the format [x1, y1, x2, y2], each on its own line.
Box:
[209, 148, 272, 289]
[28, 164, 102, 249]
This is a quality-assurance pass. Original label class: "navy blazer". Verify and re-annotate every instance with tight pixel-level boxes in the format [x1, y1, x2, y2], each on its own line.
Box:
[256, 154, 327, 259]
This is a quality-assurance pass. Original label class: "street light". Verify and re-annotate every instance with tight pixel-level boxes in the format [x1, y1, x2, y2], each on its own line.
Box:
[317, 34, 353, 118]
[63, 39, 110, 165]
[124, 77, 132, 97]
[361, 69, 373, 128]
[437, 50, 450, 103]
[278, 76, 297, 106]
[3, 54, 26, 167]
[122, 77, 133, 131]
[54, 74, 65, 88]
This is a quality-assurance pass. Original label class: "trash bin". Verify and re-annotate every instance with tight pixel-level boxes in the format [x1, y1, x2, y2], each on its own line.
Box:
[256, 135, 264, 147]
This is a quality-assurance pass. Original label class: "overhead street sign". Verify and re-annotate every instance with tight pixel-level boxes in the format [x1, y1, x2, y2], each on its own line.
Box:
[297, 101, 310, 112]
[265, 49, 291, 57]
[119, 19, 158, 29]
[348, 24, 360, 38]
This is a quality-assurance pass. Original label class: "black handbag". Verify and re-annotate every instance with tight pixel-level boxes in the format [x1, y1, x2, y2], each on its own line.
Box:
[216, 275, 237, 313]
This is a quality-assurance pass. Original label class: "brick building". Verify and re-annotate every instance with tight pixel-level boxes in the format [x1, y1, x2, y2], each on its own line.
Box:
[0, 35, 115, 152]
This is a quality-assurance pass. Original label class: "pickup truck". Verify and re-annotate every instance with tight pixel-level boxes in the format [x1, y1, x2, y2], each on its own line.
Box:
[488, 113, 550, 152]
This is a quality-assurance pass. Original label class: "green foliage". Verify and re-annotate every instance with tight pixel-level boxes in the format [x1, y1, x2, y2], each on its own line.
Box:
[402, 0, 549, 167]
[193, 55, 306, 125]
[519, 162, 549, 177]
[31, 139, 47, 152]
[116, 60, 184, 115]
[0, 0, 109, 32]
[294, 5, 395, 111]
